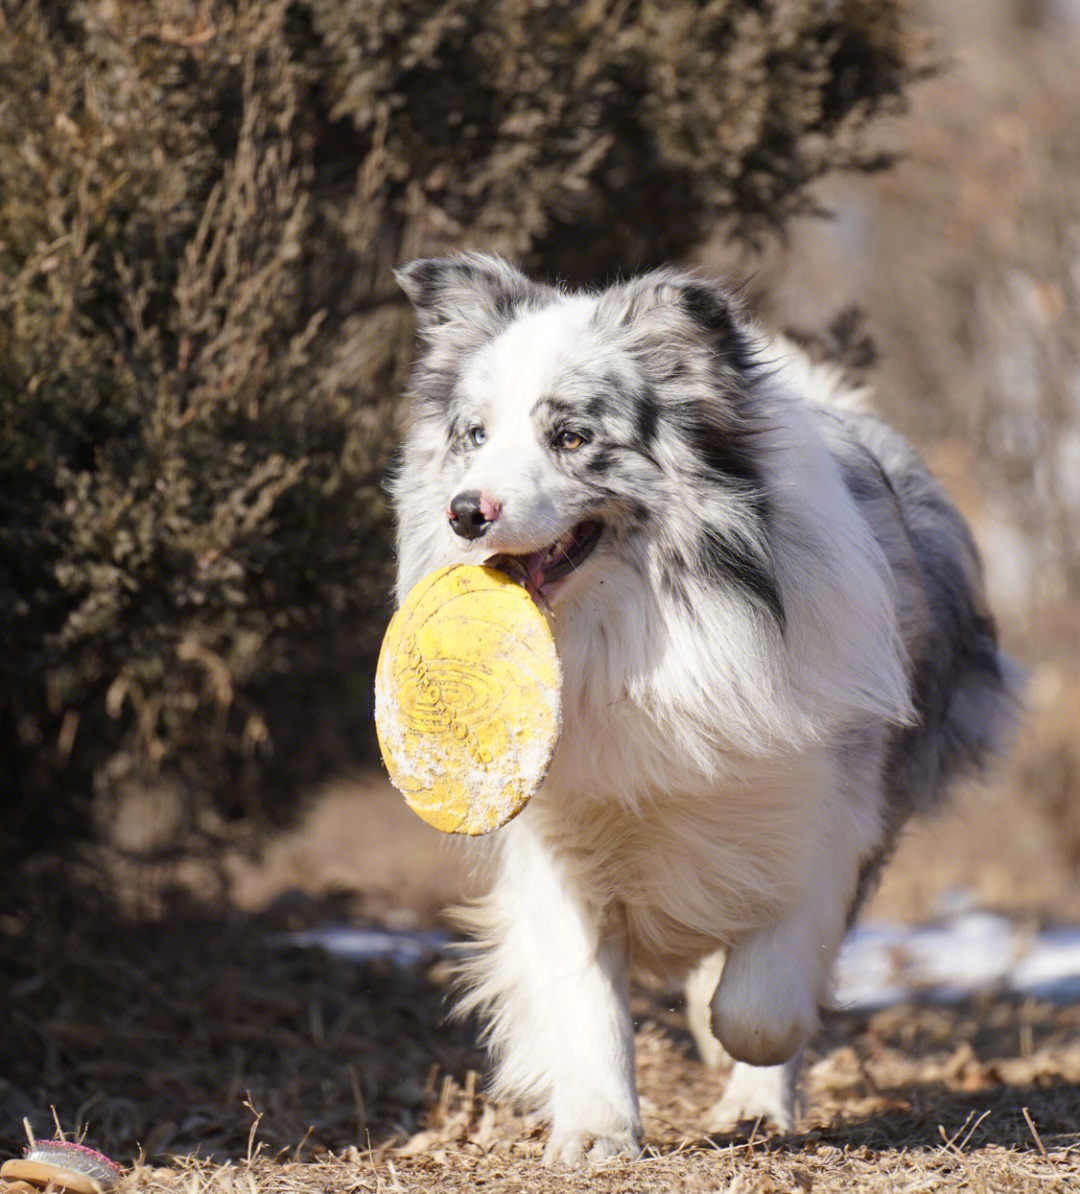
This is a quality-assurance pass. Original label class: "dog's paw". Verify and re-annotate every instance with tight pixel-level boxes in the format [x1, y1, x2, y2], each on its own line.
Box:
[710, 992, 811, 1068]
[710, 936, 817, 1067]
[705, 1060, 800, 1135]
[544, 1128, 643, 1167]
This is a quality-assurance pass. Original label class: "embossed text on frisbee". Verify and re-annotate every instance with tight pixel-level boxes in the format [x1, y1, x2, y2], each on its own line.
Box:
[403, 634, 494, 766]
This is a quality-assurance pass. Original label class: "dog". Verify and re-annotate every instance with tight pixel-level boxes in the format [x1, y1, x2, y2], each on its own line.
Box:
[390, 253, 1015, 1165]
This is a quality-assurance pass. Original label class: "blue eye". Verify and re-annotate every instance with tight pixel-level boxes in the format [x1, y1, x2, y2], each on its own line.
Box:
[467, 425, 486, 447]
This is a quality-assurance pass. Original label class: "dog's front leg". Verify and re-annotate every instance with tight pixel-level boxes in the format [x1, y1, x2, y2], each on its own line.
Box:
[709, 907, 831, 1068]
[546, 927, 641, 1166]
[687, 951, 802, 1132]
[489, 824, 642, 1166]
[708, 778, 869, 1072]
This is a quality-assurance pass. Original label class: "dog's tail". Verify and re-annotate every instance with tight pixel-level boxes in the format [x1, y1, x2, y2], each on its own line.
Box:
[881, 435, 1022, 816]
[800, 360, 1021, 811]
[848, 427, 1021, 917]
[768, 334, 873, 415]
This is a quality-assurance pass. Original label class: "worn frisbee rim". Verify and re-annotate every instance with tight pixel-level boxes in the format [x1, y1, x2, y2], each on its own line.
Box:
[374, 564, 562, 835]
[1, 1141, 123, 1193]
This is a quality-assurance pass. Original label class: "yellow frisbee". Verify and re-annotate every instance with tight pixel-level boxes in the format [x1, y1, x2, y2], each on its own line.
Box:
[374, 564, 562, 835]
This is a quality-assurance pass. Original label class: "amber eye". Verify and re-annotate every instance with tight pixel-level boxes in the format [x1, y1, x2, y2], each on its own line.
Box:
[554, 428, 587, 451]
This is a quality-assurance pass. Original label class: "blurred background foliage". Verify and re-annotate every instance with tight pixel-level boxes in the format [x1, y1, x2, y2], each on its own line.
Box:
[0, 0, 926, 862]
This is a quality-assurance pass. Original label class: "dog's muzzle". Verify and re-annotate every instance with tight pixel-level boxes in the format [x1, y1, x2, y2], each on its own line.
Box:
[448, 490, 500, 540]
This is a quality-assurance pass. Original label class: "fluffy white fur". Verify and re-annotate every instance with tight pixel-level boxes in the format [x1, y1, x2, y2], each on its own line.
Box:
[390, 255, 1014, 1165]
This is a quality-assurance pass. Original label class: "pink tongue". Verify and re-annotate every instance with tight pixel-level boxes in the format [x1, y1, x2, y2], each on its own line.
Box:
[487, 543, 562, 595]
[526, 552, 548, 591]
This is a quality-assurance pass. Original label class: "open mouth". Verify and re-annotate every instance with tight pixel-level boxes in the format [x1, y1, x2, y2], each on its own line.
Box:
[486, 519, 603, 599]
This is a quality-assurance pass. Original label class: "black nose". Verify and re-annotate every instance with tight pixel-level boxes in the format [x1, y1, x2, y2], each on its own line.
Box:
[448, 490, 492, 540]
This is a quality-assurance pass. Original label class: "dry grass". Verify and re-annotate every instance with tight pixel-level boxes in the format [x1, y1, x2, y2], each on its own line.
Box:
[119, 1141, 1077, 1194]
[4, 848, 1079, 1194]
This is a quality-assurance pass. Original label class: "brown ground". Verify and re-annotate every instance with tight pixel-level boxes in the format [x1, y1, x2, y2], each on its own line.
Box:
[5, 714, 1080, 1194]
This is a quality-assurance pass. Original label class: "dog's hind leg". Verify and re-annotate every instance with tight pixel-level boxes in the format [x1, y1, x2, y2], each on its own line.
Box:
[707, 1054, 803, 1134]
[685, 949, 726, 1069]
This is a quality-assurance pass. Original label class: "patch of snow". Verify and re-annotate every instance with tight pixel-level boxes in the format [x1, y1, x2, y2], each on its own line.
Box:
[271, 925, 449, 967]
[1008, 927, 1080, 1002]
[274, 911, 1080, 1008]
[835, 911, 1080, 1009]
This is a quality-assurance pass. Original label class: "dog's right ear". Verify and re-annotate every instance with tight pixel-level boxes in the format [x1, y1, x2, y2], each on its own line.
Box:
[394, 253, 539, 339]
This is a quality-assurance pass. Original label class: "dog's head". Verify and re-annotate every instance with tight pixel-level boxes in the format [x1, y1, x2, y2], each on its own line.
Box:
[394, 254, 781, 626]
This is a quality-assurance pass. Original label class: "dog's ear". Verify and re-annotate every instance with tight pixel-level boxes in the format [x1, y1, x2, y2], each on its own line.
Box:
[394, 253, 541, 339]
[609, 272, 756, 379]
[675, 278, 758, 376]
[675, 279, 741, 338]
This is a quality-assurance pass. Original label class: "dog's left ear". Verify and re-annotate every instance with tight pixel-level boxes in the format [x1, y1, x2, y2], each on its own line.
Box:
[676, 279, 758, 375]
[675, 279, 741, 338]
[394, 253, 542, 338]
[613, 272, 755, 377]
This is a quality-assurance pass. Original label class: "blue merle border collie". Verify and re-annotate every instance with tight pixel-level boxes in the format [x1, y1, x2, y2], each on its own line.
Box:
[390, 253, 1016, 1165]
